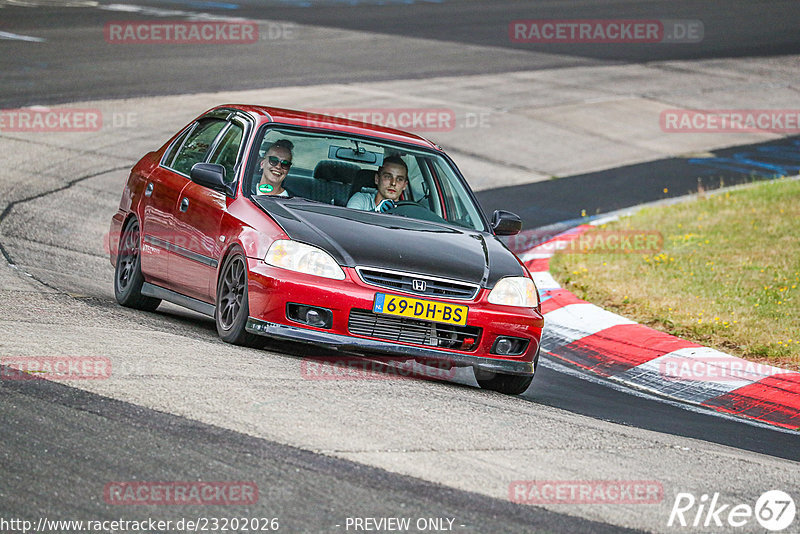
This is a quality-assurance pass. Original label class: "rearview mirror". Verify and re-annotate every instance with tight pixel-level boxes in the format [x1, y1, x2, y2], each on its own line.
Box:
[328, 145, 381, 164]
[492, 210, 522, 236]
[190, 163, 230, 195]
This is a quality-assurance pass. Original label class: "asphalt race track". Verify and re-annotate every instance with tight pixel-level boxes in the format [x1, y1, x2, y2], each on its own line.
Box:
[476, 135, 800, 229]
[3, 0, 800, 108]
[2, 372, 630, 534]
[1, 1, 799, 533]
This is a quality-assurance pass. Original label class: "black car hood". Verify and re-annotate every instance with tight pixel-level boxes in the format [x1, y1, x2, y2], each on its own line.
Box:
[253, 198, 526, 287]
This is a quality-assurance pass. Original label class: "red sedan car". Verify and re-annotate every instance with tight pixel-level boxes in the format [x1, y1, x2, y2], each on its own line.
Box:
[109, 105, 543, 394]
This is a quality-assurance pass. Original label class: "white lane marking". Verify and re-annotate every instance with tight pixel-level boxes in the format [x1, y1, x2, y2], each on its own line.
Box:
[519, 251, 553, 262]
[540, 356, 798, 434]
[531, 271, 560, 292]
[0, 30, 45, 42]
[523, 238, 571, 257]
[100, 3, 248, 22]
[0, 0, 96, 6]
[618, 357, 753, 403]
[657, 346, 787, 382]
[617, 347, 794, 402]
[590, 214, 620, 226]
[544, 302, 636, 346]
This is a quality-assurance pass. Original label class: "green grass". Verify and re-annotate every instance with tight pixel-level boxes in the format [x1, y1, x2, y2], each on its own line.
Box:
[550, 177, 800, 371]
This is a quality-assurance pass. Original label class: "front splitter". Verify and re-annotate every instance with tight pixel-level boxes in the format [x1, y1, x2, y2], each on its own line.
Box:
[246, 317, 535, 376]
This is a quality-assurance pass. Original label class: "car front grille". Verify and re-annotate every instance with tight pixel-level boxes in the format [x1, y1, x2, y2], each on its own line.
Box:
[355, 267, 480, 300]
[348, 309, 481, 350]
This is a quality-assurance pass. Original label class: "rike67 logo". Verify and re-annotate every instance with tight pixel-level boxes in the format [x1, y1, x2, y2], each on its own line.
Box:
[668, 490, 796, 531]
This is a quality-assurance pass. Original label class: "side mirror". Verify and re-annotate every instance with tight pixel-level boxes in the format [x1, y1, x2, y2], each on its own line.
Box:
[491, 210, 522, 236]
[190, 163, 230, 194]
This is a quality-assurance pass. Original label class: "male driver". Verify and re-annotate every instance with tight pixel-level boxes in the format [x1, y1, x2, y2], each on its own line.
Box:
[257, 139, 293, 196]
[347, 155, 408, 211]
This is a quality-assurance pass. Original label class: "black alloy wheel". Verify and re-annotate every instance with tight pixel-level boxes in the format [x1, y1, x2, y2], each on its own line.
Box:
[114, 217, 161, 311]
[216, 251, 262, 347]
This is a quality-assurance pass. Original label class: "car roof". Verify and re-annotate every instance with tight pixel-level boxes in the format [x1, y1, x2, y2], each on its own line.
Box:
[216, 104, 442, 151]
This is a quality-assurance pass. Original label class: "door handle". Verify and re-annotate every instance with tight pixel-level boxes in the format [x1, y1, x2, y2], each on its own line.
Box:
[144, 182, 154, 197]
[180, 197, 189, 212]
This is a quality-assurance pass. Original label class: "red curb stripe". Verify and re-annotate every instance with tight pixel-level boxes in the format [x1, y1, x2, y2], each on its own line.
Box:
[541, 290, 586, 314]
[543, 226, 592, 245]
[553, 324, 699, 376]
[534, 223, 799, 430]
[522, 225, 592, 258]
[544, 350, 599, 373]
[526, 258, 551, 272]
[701, 373, 800, 430]
[560, 224, 595, 235]
[550, 233, 583, 243]
[524, 224, 593, 260]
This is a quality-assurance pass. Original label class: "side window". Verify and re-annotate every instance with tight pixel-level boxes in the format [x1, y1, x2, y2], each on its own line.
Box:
[431, 160, 480, 229]
[414, 157, 443, 216]
[208, 123, 244, 183]
[162, 124, 195, 168]
[404, 156, 422, 202]
[169, 119, 227, 176]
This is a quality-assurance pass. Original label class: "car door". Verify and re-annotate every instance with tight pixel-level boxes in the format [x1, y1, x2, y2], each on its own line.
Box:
[141, 117, 228, 292]
[139, 123, 195, 287]
[170, 119, 247, 302]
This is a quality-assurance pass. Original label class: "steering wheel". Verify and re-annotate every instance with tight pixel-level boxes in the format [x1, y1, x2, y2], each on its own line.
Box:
[386, 201, 447, 223]
[391, 200, 419, 208]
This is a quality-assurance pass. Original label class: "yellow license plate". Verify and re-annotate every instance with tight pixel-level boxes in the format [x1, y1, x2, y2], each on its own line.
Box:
[372, 293, 468, 326]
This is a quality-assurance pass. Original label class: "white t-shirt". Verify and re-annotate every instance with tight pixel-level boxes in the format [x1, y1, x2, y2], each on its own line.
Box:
[346, 191, 376, 211]
[257, 188, 289, 197]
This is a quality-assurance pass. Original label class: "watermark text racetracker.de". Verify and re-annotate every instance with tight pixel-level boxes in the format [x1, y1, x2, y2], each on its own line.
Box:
[557, 230, 662, 255]
[507, 230, 663, 256]
[105, 20, 254, 44]
[0, 516, 280, 533]
[510, 480, 664, 505]
[661, 109, 800, 133]
[305, 108, 491, 132]
[659, 356, 783, 383]
[0, 108, 101, 132]
[104, 481, 258, 505]
[1, 356, 111, 380]
[0, 108, 140, 132]
[300, 357, 457, 381]
[104, 20, 294, 43]
[509, 19, 703, 43]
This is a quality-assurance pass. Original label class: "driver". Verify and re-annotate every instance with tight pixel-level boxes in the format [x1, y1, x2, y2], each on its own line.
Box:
[257, 139, 293, 196]
[347, 156, 408, 211]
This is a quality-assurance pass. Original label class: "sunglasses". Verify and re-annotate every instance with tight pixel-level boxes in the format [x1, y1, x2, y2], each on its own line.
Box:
[266, 155, 292, 170]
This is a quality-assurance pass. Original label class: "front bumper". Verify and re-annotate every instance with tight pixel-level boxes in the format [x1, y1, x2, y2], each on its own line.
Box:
[245, 317, 535, 376]
[245, 260, 542, 377]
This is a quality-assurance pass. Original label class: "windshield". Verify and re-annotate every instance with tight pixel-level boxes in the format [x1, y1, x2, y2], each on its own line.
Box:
[246, 126, 487, 232]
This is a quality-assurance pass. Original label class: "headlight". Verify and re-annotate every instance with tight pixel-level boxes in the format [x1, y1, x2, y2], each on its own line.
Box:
[265, 240, 345, 280]
[487, 277, 540, 307]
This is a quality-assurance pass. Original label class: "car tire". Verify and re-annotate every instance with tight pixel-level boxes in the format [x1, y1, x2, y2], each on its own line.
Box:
[114, 217, 161, 312]
[475, 372, 533, 395]
[475, 347, 538, 395]
[215, 250, 262, 347]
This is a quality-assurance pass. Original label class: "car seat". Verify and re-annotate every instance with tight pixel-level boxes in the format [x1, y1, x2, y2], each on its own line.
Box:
[311, 160, 360, 206]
